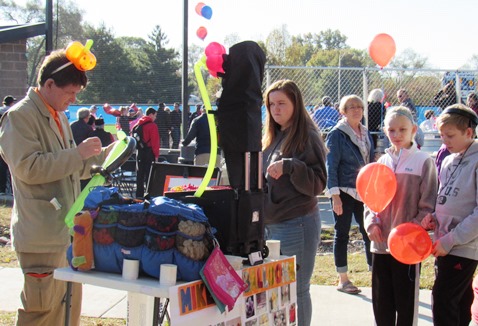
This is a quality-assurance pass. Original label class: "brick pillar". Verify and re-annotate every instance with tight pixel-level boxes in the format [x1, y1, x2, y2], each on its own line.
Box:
[0, 40, 28, 101]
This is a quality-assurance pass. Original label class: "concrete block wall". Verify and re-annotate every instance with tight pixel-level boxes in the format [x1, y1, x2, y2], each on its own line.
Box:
[0, 40, 28, 101]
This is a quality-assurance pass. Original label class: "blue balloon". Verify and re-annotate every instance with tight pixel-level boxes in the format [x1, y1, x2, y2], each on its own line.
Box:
[201, 5, 213, 20]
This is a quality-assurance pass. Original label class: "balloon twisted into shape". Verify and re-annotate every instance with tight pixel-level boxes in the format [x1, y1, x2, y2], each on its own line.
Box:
[66, 39, 97, 71]
[193, 55, 219, 197]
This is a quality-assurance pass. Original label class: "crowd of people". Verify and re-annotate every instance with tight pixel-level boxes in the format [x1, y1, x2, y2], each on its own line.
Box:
[101, 101, 199, 151]
[309, 83, 478, 140]
[262, 78, 478, 325]
[2, 43, 478, 326]
[311, 88, 478, 326]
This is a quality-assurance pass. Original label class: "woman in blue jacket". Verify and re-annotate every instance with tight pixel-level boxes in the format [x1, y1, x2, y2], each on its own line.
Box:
[325, 95, 374, 294]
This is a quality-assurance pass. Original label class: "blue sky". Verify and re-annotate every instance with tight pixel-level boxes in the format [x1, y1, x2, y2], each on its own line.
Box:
[6, 0, 478, 69]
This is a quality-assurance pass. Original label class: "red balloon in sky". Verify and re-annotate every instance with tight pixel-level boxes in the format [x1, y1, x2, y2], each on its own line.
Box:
[368, 33, 396, 68]
[388, 223, 432, 264]
[196, 26, 207, 41]
[195, 2, 205, 15]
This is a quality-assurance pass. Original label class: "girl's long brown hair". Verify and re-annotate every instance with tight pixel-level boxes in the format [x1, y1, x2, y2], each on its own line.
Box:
[262, 79, 321, 155]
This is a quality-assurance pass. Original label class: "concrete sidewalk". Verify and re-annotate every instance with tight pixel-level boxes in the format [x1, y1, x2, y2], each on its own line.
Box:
[0, 267, 433, 325]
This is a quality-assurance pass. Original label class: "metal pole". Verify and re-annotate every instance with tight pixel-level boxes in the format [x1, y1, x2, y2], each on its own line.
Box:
[181, 0, 189, 139]
[363, 69, 369, 128]
[45, 0, 53, 54]
[337, 57, 341, 101]
[455, 71, 461, 103]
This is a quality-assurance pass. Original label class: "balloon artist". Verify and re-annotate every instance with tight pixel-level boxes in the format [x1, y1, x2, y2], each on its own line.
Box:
[0, 41, 110, 326]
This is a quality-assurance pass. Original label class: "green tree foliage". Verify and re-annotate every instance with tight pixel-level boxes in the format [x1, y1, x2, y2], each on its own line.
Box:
[185, 43, 205, 101]
[79, 25, 138, 103]
[265, 24, 291, 66]
[141, 25, 181, 103]
[318, 29, 348, 50]
[1, 1, 183, 104]
[286, 35, 317, 66]
[1, 0, 85, 85]
[390, 48, 429, 70]
[4, 3, 458, 109]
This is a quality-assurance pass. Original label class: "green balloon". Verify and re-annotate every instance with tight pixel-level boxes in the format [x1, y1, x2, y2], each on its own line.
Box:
[64, 175, 105, 229]
[193, 58, 218, 198]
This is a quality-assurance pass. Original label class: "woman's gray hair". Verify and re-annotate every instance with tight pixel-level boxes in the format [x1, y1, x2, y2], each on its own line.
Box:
[368, 89, 384, 103]
[77, 107, 90, 119]
[338, 95, 364, 115]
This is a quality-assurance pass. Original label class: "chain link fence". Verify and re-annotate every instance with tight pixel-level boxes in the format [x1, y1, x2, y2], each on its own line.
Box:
[263, 66, 478, 134]
[6, 66, 476, 196]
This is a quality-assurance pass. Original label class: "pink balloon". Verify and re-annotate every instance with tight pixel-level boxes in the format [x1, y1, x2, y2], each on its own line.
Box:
[205, 42, 226, 57]
[206, 54, 225, 77]
[195, 2, 205, 15]
[196, 26, 207, 40]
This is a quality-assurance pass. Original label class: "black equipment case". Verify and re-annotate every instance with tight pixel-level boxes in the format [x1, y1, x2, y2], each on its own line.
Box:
[147, 41, 268, 258]
[147, 155, 265, 257]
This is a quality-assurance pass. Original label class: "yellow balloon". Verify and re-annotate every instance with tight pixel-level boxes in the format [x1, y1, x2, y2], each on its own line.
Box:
[193, 55, 218, 197]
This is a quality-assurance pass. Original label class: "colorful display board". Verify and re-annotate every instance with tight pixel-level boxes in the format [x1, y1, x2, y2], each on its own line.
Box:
[169, 256, 297, 325]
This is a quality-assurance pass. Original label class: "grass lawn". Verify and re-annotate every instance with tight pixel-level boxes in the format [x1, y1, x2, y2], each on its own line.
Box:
[104, 125, 117, 136]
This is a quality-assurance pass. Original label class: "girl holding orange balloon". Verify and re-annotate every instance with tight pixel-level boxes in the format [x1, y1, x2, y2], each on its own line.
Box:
[364, 106, 438, 326]
[325, 95, 374, 295]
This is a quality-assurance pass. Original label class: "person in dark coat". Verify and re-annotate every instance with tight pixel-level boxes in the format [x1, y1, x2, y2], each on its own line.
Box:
[89, 118, 114, 146]
[70, 107, 93, 145]
[433, 82, 457, 112]
[154, 102, 171, 148]
[170, 102, 182, 149]
[397, 89, 417, 121]
[182, 110, 221, 166]
[367, 89, 384, 148]
[133, 107, 160, 198]
[188, 104, 201, 128]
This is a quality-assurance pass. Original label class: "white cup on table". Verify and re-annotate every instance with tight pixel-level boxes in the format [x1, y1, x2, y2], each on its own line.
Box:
[266, 240, 281, 260]
[122, 259, 140, 280]
[160, 264, 177, 286]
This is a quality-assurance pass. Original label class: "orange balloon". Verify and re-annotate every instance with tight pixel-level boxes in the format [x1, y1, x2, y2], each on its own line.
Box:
[388, 223, 432, 264]
[356, 162, 397, 213]
[368, 33, 396, 68]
